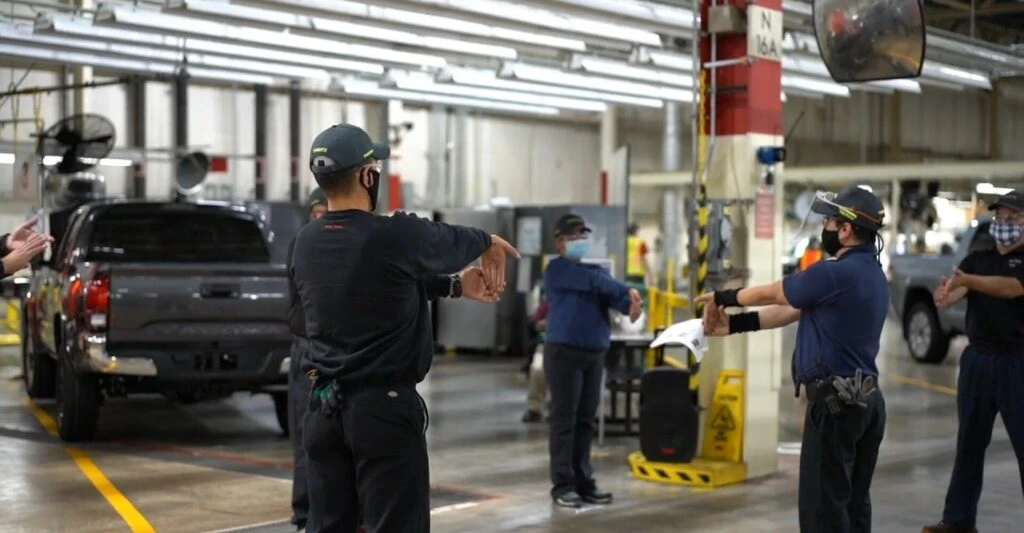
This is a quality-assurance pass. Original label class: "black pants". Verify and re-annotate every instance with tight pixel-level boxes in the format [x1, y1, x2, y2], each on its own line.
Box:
[543, 343, 604, 497]
[303, 384, 430, 533]
[289, 340, 312, 528]
[942, 346, 1024, 529]
[799, 386, 886, 533]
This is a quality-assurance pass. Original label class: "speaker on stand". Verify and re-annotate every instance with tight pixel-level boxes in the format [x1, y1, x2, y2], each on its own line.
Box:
[639, 327, 701, 463]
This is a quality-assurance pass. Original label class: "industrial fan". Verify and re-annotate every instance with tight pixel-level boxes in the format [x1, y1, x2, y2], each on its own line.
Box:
[35, 114, 115, 174]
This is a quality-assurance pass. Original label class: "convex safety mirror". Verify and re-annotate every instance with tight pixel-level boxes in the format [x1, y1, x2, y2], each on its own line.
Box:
[813, 0, 926, 82]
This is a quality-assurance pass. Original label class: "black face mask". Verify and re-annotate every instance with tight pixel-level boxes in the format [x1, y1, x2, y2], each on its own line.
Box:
[820, 227, 844, 257]
[364, 169, 381, 212]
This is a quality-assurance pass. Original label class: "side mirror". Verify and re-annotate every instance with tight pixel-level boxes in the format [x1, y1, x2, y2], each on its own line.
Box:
[812, 0, 926, 82]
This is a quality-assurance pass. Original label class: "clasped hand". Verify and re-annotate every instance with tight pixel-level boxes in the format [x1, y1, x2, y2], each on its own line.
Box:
[462, 235, 521, 303]
[695, 292, 730, 336]
[2, 217, 52, 274]
[933, 269, 966, 309]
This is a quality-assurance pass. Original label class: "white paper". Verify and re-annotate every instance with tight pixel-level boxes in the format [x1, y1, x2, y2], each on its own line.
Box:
[649, 318, 709, 362]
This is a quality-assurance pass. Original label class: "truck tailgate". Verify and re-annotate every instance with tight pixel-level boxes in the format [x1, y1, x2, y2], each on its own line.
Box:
[107, 263, 289, 344]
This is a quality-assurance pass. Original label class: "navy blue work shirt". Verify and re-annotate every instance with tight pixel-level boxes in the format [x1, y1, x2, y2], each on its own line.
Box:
[543, 257, 633, 351]
[782, 245, 889, 383]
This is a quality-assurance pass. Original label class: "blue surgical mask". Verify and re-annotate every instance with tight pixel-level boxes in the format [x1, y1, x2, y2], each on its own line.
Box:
[989, 219, 1022, 248]
[565, 239, 591, 260]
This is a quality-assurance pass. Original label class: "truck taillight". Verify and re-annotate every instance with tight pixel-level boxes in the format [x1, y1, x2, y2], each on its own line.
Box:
[85, 276, 110, 330]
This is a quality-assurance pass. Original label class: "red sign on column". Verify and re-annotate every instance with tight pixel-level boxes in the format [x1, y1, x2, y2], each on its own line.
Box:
[755, 189, 775, 239]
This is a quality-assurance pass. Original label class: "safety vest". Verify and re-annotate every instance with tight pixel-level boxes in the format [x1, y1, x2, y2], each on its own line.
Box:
[627, 235, 647, 276]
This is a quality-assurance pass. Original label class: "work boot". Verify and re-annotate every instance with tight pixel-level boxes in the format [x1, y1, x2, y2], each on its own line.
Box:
[553, 491, 584, 508]
[922, 522, 978, 533]
[580, 488, 613, 505]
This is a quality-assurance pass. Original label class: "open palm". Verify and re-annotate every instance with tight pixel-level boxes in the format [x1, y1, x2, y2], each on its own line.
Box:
[6, 217, 43, 252]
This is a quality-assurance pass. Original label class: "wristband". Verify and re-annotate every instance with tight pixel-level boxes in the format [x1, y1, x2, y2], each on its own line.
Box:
[714, 288, 741, 308]
[728, 311, 761, 334]
[449, 274, 463, 298]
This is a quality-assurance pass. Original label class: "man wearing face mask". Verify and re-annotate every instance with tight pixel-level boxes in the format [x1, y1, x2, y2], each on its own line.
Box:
[542, 214, 642, 508]
[285, 187, 327, 532]
[292, 123, 520, 532]
[923, 189, 1024, 533]
[697, 186, 889, 533]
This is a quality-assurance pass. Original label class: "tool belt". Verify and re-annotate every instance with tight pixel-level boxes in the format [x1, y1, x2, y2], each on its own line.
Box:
[802, 369, 878, 416]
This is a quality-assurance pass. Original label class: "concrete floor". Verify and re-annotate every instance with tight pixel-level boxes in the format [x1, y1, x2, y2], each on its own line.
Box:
[1, 319, 1022, 533]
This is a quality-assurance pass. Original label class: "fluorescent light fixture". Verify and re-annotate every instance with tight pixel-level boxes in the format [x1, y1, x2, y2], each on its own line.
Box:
[386, 70, 606, 112]
[0, 39, 278, 85]
[501, 62, 693, 102]
[548, 0, 695, 30]
[95, 3, 446, 69]
[783, 74, 850, 97]
[976, 182, 1012, 195]
[0, 153, 15, 164]
[2, 23, 329, 81]
[632, 46, 694, 71]
[394, 0, 662, 47]
[41, 156, 133, 167]
[921, 63, 992, 91]
[438, 67, 663, 108]
[570, 54, 692, 88]
[336, 78, 561, 116]
[41, 14, 384, 75]
[168, 0, 517, 60]
[238, 0, 588, 52]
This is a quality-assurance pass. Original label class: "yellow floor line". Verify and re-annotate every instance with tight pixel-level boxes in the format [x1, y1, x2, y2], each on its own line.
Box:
[885, 373, 958, 397]
[24, 399, 157, 533]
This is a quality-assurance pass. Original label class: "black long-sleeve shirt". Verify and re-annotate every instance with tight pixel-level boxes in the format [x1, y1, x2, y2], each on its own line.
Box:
[289, 210, 490, 385]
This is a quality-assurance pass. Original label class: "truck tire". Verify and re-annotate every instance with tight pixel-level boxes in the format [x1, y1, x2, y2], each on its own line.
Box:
[55, 348, 101, 442]
[22, 305, 55, 399]
[271, 392, 289, 436]
[904, 301, 950, 364]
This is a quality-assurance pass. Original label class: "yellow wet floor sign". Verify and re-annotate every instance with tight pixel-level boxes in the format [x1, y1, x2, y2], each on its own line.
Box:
[700, 370, 744, 463]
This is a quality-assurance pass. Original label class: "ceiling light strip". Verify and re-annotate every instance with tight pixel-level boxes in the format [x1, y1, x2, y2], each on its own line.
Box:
[337, 79, 562, 116]
[94, 3, 446, 69]
[501, 62, 693, 102]
[386, 71, 606, 112]
[438, 68, 663, 108]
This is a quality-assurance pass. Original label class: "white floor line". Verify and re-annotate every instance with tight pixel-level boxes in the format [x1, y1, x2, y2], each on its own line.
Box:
[430, 501, 482, 515]
[200, 518, 291, 533]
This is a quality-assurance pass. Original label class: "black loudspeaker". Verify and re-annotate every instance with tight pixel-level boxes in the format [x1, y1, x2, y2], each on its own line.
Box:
[639, 367, 700, 463]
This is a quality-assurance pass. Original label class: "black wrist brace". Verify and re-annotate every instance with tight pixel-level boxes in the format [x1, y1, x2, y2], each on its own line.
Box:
[714, 288, 741, 308]
[728, 311, 761, 334]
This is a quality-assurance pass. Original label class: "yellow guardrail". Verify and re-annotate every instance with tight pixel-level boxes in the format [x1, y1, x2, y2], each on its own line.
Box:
[1, 299, 21, 346]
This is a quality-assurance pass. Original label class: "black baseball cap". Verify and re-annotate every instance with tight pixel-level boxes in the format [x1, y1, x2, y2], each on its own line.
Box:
[988, 189, 1023, 212]
[553, 213, 591, 238]
[307, 187, 327, 208]
[811, 185, 885, 231]
[309, 123, 390, 175]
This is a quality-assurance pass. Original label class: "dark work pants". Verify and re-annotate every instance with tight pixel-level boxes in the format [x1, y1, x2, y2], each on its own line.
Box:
[543, 343, 604, 497]
[303, 384, 429, 533]
[799, 387, 886, 533]
[942, 346, 1024, 529]
[289, 341, 312, 528]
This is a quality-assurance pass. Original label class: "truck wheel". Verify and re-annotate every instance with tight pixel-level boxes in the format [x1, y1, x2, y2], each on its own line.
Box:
[271, 392, 289, 436]
[55, 350, 101, 442]
[22, 306, 55, 399]
[904, 302, 950, 364]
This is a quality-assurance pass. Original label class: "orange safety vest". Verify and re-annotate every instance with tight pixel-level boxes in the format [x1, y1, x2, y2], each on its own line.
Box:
[799, 249, 824, 271]
[627, 235, 648, 277]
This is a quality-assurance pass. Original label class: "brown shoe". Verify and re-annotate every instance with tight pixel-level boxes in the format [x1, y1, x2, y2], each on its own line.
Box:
[922, 522, 978, 533]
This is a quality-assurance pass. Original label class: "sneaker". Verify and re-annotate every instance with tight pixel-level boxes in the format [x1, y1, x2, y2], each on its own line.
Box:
[553, 491, 584, 508]
[580, 488, 613, 505]
[522, 410, 543, 423]
[921, 522, 977, 533]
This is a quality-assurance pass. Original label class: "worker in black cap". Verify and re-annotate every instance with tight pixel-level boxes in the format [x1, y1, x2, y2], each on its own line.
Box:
[543, 213, 642, 508]
[290, 123, 520, 533]
[699, 186, 889, 533]
[924, 189, 1024, 533]
[285, 187, 328, 531]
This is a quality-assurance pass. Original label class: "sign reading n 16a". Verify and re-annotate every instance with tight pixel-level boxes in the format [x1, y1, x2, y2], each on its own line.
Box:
[747, 6, 783, 62]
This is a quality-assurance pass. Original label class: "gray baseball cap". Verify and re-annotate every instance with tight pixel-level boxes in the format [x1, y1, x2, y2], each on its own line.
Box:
[308, 123, 390, 175]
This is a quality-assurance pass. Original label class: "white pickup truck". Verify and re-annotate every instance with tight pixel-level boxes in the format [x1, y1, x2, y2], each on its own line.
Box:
[888, 217, 995, 363]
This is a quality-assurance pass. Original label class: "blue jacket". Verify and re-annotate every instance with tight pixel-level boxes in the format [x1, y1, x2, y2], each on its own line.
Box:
[543, 257, 633, 351]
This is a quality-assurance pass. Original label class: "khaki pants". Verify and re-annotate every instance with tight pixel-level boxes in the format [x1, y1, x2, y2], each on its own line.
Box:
[527, 346, 548, 413]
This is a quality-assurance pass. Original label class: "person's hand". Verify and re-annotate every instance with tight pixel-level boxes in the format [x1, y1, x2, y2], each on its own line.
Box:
[703, 304, 730, 336]
[694, 291, 715, 311]
[479, 235, 521, 293]
[946, 269, 968, 291]
[933, 276, 952, 308]
[628, 288, 643, 322]
[459, 267, 499, 303]
[5, 217, 47, 252]
[2, 232, 50, 274]
[535, 319, 547, 332]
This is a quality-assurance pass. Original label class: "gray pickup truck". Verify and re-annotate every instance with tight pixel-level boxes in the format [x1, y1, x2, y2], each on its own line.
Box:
[21, 200, 293, 442]
[888, 217, 995, 364]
